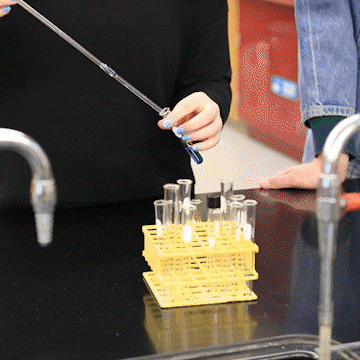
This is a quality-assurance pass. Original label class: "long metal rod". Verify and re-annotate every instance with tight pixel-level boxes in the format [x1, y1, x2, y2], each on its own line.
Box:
[330, 341, 360, 352]
[17, 0, 163, 114]
[314, 340, 360, 359]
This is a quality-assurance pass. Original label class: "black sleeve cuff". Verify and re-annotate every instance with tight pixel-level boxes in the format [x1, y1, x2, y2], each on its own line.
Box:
[307, 116, 356, 159]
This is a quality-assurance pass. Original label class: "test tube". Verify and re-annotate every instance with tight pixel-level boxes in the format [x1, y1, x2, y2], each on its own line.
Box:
[230, 194, 246, 232]
[207, 194, 221, 247]
[190, 199, 202, 223]
[221, 178, 234, 220]
[229, 201, 244, 241]
[153, 200, 170, 238]
[177, 179, 193, 222]
[230, 194, 246, 203]
[243, 200, 258, 242]
[163, 183, 180, 225]
[181, 204, 196, 243]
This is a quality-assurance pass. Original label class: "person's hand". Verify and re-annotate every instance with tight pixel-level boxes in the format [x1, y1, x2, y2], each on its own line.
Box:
[1, 0, 16, 17]
[157, 92, 223, 151]
[259, 152, 349, 190]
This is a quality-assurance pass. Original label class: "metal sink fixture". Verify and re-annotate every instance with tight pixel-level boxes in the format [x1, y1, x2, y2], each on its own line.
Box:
[0, 128, 57, 246]
[317, 114, 360, 360]
[125, 334, 360, 360]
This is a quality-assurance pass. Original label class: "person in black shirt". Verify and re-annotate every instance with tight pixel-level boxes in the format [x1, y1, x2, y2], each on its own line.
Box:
[0, 0, 231, 207]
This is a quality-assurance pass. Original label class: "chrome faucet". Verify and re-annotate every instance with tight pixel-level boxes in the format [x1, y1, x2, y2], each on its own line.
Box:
[316, 113, 360, 360]
[0, 128, 57, 246]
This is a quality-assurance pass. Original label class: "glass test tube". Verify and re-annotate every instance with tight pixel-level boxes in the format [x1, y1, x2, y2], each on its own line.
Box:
[207, 194, 221, 247]
[153, 200, 169, 238]
[181, 204, 196, 243]
[221, 178, 234, 220]
[230, 194, 245, 203]
[163, 183, 180, 225]
[243, 200, 258, 242]
[190, 199, 202, 223]
[230, 201, 244, 241]
[177, 179, 193, 222]
[230, 194, 246, 232]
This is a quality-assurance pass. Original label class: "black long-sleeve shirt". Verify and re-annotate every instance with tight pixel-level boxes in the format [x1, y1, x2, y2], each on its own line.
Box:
[0, 0, 231, 206]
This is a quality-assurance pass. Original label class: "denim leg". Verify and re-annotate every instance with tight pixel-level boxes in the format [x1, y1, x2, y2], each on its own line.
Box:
[295, 0, 357, 122]
[297, 0, 360, 176]
[350, 0, 360, 176]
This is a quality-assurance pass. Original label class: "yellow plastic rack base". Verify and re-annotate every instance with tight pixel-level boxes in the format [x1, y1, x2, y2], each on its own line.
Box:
[142, 222, 259, 308]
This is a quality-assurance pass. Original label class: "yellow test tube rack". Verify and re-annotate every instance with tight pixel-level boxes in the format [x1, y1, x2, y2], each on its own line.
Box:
[142, 221, 259, 308]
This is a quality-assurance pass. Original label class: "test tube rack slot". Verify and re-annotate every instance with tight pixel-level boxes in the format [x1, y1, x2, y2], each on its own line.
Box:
[142, 222, 259, 308]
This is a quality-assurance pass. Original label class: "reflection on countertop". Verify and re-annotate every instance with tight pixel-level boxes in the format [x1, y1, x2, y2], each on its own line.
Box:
[144, 293, 257, 353]
[0, 180, 360, 359]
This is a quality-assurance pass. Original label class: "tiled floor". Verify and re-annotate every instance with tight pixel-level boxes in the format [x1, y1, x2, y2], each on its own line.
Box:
[192, 119, 300, 194]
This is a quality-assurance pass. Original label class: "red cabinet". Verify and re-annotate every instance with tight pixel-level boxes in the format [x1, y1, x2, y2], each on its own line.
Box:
[239, 0, 306, 161]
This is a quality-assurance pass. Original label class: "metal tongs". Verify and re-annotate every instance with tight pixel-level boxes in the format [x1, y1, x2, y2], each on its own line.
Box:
[16, 0, 203, 164]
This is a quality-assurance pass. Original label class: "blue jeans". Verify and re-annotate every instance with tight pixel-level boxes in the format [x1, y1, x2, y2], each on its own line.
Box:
[296, 0, 360, 177]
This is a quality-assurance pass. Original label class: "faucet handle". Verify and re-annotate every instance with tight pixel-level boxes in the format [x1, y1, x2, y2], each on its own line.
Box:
[342, 192, 360, 212]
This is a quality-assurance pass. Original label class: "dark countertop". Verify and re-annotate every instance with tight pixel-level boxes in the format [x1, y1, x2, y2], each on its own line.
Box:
[1, 180, 360, 359]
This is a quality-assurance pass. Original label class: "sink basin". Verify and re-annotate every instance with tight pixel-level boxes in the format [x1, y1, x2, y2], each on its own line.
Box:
[126, 335, 360, 360]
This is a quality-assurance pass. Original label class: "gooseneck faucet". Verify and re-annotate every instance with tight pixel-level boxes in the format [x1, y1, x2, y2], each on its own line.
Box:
[0, 128, 57, 246]
[317, 113, 360, 360]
